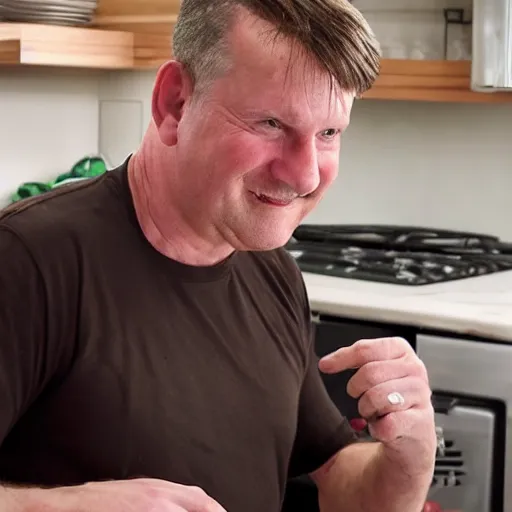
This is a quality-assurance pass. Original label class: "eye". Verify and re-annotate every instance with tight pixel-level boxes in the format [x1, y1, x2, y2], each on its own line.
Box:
[263, 118, 281, 130]
[321, 128, 340, 139]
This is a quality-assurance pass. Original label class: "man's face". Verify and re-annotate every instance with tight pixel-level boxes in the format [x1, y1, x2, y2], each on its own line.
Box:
[173, 13, 354, 251]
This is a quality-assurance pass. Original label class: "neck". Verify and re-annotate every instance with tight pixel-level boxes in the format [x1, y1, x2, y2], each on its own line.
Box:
[127, 140, 235, 266]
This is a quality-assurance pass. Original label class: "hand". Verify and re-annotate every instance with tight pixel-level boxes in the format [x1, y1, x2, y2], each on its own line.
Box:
[25, 478, 227, 512]
[319, 337, 437, 475]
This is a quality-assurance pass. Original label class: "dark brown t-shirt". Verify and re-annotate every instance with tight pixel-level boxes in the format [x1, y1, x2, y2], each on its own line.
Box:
[0, 158, 355, 511]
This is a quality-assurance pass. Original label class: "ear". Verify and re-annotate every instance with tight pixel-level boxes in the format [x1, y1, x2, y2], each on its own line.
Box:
[152, 60, 193, 146]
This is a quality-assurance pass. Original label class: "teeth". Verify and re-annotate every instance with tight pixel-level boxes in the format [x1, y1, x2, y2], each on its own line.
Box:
[259, 194, 289, 202]
[253, 191, 295, 204]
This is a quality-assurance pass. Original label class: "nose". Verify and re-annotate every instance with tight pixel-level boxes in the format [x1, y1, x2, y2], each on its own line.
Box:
[271, 138, 321, 197]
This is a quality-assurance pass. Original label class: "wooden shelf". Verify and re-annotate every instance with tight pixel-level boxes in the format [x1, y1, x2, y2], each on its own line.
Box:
[363, 59, 512, 103]
[1, 22, 511, 105]
[0, 22, 175, 69]
[0, 22, 174, 69]
[89, 0, 179, 63]
[92, 0, 180, 34]
[132, 31, 172, 68]
[0, 23, 135, 69]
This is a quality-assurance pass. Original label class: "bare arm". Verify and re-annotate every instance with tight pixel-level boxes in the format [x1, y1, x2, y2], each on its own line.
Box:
[0, 484, 83, 512]
[0, 486, 51, 512]
[311, 441, 432, 512]
[0, 480, 228, 512]
[0, 486, 24, 512]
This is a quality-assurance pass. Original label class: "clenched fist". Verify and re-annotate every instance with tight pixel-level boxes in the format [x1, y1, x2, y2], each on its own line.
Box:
[20, 478, 227, 512]
[319, 336, 437, 475]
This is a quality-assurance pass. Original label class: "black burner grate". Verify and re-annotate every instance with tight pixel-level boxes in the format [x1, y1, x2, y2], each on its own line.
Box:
[286, 225, 512, 285]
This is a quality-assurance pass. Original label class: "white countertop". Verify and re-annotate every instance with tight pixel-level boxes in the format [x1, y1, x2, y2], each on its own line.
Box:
[303, 270, 512, 343]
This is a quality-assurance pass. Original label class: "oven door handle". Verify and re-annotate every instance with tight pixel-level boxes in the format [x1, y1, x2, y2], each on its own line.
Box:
[431, 394, 457, 458]
[432, 394, 458, 414]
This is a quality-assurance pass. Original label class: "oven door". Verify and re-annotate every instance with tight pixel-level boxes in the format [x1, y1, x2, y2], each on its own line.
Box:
[430, 393, 499, 512]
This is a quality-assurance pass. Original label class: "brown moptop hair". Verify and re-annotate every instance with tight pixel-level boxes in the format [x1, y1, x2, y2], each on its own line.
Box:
[172, 0, 381, 96]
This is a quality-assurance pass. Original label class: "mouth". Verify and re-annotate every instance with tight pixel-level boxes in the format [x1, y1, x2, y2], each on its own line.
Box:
[251, 192, 295, 208]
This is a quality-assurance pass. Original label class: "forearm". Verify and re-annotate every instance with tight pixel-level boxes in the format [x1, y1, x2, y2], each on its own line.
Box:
[0, 484, 74, 512]
[314, 442, 433, 512]
[0, 485, 34, 512]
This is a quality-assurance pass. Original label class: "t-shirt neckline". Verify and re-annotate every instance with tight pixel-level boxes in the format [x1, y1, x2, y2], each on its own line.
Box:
[110, 155, 238, 283]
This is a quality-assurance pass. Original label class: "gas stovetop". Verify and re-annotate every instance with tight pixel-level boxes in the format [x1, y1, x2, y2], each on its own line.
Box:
[285, 224, 512, 286]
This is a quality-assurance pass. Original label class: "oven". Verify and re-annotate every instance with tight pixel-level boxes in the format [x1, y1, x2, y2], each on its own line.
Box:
[417, 334, 511, 512]
[282, 315, 511, 512]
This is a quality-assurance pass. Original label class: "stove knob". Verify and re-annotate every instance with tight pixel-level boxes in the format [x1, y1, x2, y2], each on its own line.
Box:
[431, 476, 444, 492]
[446, 470, 457, 487]
[435, 426, 446, 457]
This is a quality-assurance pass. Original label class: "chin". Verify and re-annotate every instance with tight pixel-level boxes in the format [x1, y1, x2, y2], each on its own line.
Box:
[237, 225, 296, 252]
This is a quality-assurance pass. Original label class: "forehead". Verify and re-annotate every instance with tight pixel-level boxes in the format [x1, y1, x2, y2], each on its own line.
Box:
[217, 9, 354, 124]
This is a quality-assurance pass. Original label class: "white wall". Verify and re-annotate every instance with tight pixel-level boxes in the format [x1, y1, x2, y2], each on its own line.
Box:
[97, 70, 155, 167]
[307, 99, 512, 239]
[0, 67, 100, 205]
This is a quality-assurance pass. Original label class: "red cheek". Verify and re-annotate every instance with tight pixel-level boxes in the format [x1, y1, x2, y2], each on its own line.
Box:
[318, 153, 339, 184]
[226, 135, 278, 171]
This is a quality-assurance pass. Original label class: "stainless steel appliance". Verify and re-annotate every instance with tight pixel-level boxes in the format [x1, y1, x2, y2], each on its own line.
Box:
[430, 393, 498, 511]
[285, 224, 512, 286]
[418, 334, 511, 512]
[472, 0, 512, 92]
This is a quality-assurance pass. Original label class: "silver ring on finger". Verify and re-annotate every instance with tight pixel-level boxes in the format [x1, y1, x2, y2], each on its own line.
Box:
[387, 391, 405, 406]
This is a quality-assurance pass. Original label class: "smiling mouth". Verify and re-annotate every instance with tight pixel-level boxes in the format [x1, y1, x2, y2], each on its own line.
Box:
[251, 192, 296, 207]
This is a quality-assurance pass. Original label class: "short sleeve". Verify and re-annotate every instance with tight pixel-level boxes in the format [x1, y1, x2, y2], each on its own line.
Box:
[0, 227, 54, 444]
[287, 333, 358, 478]
[285, 264, 358, 478]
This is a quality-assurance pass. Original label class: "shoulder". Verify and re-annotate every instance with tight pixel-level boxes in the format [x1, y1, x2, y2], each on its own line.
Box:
[1, 166, 123, 235]
[0, 225, 39, 278]
[0, 164, 128, 264]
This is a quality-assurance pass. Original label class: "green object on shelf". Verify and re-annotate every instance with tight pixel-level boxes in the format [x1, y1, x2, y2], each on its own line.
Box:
[11, 156, 108, 203]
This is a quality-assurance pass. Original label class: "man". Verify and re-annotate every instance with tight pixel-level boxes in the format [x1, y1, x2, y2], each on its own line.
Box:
[0, 0, 437, 511]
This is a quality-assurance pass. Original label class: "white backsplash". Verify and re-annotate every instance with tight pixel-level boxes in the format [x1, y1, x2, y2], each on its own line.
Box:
[306, 98, 512, 240]
[98, 70, 155, 166]
[0, 67, 100, 205]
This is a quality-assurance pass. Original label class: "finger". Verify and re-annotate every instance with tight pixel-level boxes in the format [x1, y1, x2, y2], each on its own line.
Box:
[358, 377, 431, 421]
[319, 337, 413, 374]
[367, 405, 435, 445]
[367, 408, 420, 444]
[347, 358, 428, 398]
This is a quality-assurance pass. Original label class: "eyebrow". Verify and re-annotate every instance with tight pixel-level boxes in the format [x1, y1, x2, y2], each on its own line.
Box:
[244, 108, 347, 130]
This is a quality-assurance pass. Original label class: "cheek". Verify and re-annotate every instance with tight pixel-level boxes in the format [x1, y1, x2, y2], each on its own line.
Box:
[216, 133, 276, 176]
[319, 152, 339, 188]
[302, 153, 339, 213]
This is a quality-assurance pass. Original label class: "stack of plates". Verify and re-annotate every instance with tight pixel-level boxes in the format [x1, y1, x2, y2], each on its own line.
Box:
[0, 0, 97, 26]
